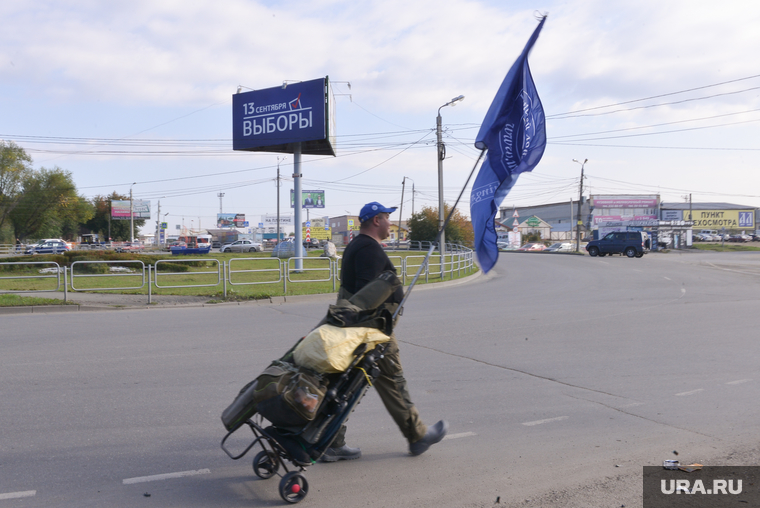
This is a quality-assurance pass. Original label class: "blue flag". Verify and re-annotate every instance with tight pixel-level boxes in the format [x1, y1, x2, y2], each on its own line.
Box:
[470, 17, 547, 273]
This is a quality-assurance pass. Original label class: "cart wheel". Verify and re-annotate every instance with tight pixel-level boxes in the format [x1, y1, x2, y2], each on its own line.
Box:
[279, 471, 309, 503]
[252, 450, 279, 479]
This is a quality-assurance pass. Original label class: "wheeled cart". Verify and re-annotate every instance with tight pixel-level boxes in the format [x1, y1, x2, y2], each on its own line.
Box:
[221, 343, 384, 504]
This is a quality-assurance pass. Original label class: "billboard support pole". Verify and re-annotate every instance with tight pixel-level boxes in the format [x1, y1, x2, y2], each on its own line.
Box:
[293, 142, 303, 271]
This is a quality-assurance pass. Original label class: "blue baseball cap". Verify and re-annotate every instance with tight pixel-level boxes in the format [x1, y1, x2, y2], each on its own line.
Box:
[359, 202, 397, 223]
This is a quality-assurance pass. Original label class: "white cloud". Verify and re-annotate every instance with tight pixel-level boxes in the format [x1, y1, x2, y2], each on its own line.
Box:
[3, 0, 760, 218]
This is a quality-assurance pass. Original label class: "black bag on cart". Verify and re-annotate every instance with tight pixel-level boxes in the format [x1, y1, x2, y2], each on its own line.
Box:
[221, 359, 327, 433]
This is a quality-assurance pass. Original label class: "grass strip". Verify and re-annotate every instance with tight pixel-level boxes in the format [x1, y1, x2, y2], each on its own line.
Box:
[0, 294, 72, 307]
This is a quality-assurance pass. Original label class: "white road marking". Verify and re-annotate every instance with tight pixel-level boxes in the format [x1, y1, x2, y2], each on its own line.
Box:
[0, 491, 36, 500]
[620, 402, 645, 408]
[443, 431, 477, 440]
[123, 469, 211, 485]
[663, 276, 671, 281]
[522, 416, 568, 426]
[675, 389, 704, 396]
[726, 379, 752, 385]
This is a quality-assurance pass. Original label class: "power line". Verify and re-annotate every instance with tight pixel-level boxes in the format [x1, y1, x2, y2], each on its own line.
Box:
[551, 107, 760, 140]
[547, 73, 760, 119]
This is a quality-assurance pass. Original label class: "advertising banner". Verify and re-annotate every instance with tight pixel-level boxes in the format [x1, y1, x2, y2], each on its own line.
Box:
[591, 195, 659, 208]
[661, 210, 682, 221]
[291, 189, 325, 208]
[217, 213, 246, 228]
[111, 200, 151, 220]
[692, 210, 755, 229]
[302, 227, 331, 240]
[262, 214, 293, 225]
[232, 77, 336, 156]
[593, 215, 659, 224]
[309, 217, 326, 229]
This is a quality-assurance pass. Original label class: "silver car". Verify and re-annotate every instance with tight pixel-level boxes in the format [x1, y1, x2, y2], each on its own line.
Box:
[221, 239, 262, 253]
[545, 242, 574, 252]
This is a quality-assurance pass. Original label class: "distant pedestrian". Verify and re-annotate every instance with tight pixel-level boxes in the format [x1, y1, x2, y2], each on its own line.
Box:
[15, 238, 21, 253]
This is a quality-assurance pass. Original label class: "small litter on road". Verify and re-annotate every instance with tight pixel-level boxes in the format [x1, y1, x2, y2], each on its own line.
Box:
[662, 460, 703, 472]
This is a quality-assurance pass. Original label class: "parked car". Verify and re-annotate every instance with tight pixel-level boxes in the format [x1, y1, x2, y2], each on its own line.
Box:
[586, 231, 649, 258]
[25, 239, 71, 255]
[115, 242, 144, 253]
[517, 243, 546, 252]
[221, 239, 262, 253]
[544, 242, 574, 253]
[728, 235, 747, 243]
[303, 239, 320, 249]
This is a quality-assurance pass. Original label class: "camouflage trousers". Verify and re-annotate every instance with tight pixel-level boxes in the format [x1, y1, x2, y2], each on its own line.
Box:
[332, 333, 427, 446]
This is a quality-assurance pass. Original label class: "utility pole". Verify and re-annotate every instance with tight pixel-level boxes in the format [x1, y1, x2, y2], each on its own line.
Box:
[276, 156, 285, 244]
[573, 159, 587, 252]
[412, 181, 415, 217]
[218, 193, 224, 214]
[689, 193, 693, 221]
[398, 177, 407, 247]
[155, 201, 161, 246]
[436, 95, 464, 278]
[129, 182, 136, 243]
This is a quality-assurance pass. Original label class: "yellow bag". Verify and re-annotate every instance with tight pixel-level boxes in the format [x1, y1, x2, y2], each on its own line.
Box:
[293, 324, 391, 373]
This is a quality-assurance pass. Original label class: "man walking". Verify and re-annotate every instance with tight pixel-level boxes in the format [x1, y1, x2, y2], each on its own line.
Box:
[321, 201, 448, 462]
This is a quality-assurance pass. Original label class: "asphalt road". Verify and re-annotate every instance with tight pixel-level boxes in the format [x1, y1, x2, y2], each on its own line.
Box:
[2, 251, 760, 507]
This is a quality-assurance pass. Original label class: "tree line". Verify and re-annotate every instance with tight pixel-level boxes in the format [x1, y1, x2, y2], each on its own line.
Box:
[0, 141, 145, 244]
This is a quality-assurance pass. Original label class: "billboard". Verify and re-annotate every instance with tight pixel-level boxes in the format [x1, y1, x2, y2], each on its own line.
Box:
[232, 77, 336, 156]
[291, 189, 325, 208]
[217, 213, 246, 228]
[112, 200, 151, 220]
[591, 194, 658, 225]
[692, 209, 755, 230]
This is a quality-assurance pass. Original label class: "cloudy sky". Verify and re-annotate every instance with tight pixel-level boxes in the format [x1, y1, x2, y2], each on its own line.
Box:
[2, 0, 760, 234]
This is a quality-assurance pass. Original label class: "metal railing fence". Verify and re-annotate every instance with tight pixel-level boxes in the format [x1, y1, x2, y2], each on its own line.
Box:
[154, 258, 221, 289]
[1, 245, 475, 303]
[70, 260, 145, 291]
[0, 261, 62, 293]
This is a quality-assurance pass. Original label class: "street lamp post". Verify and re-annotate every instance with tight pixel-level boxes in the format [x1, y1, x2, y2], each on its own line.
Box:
[436, 94, 464, 277]
[129, 182, 136, 243]
[572, 159, 587, 252]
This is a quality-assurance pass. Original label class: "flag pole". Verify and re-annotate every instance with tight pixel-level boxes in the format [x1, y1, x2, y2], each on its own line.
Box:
[393, 148, 486, 319]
